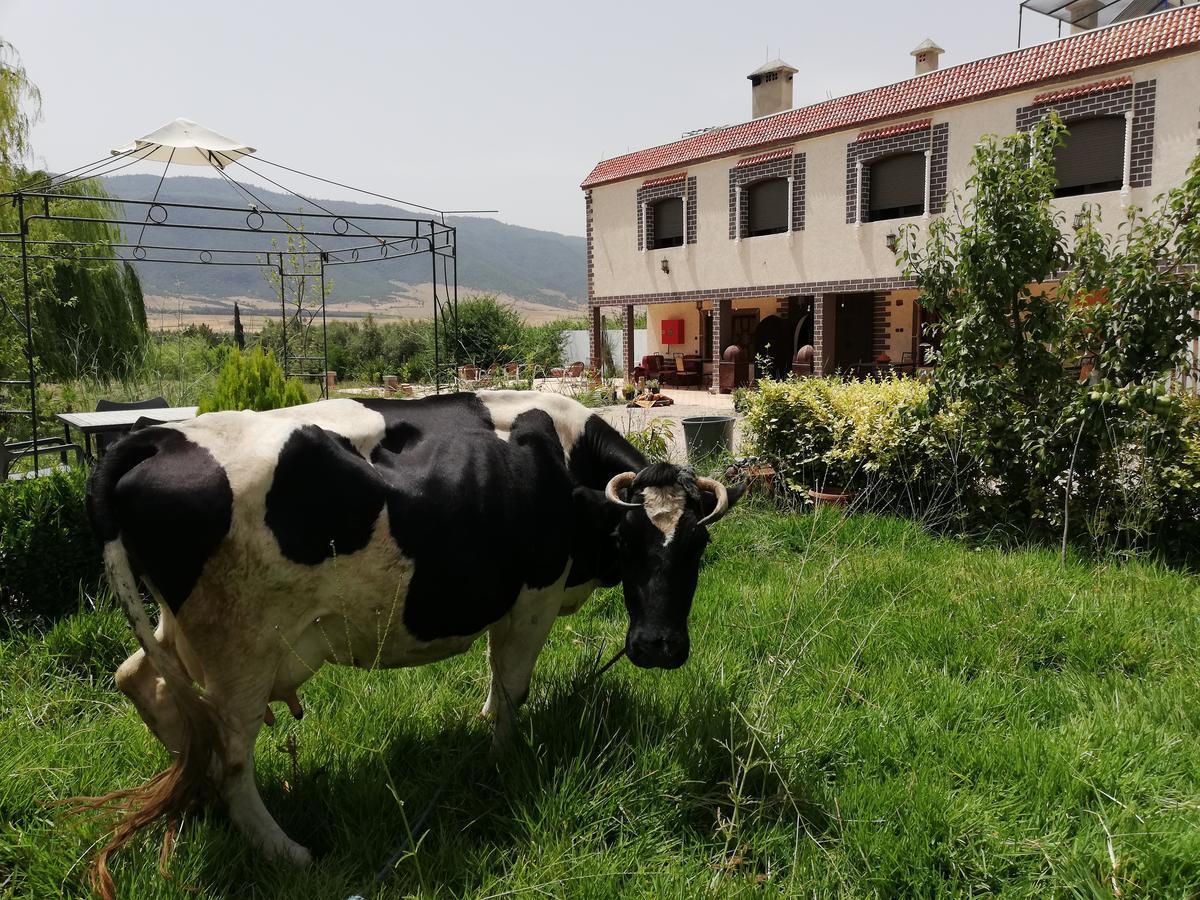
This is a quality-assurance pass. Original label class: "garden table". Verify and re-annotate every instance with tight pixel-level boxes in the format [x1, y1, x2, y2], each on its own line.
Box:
[55, 406, 198, 458]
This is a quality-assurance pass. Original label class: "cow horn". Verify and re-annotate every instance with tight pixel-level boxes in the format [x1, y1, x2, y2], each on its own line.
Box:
[605, 471, 641, 507]
[696, 476, 729, 526]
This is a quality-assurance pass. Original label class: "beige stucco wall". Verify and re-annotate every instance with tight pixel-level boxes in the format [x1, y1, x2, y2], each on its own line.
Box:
[589, 51, 1200, 303]
[645, 301, 705, 356]
[644, 297, 788, 356]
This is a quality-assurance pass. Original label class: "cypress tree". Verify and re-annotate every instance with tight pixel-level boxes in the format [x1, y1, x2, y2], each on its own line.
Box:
[233, 302, 245, 350]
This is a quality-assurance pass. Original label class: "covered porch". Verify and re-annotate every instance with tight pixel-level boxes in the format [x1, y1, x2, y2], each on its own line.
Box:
[590, 290, 935, 391]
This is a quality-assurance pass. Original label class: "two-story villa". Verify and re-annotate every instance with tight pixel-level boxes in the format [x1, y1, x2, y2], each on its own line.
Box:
[580, 3, 1200, 389]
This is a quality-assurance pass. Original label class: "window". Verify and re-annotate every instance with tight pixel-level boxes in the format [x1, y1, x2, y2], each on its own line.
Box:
[650, 197, 684, 249]
[1053, 116, 1125, 198]
[747, 178, 789, 236]
[868, 152, 925, 221]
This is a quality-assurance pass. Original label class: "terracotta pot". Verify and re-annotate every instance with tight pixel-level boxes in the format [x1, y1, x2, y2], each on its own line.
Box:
[808, 488, 856, 506]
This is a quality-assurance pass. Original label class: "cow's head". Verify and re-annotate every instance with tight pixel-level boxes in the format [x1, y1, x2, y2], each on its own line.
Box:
[604, 464, 743, 669]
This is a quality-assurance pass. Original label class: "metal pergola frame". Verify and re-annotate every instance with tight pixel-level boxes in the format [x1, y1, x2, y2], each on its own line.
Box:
[0, 147, 466, 474]
[1018, 0, 1180, 46]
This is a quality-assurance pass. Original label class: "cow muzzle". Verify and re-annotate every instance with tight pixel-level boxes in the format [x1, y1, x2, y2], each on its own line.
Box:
[626, 629, 690, 670]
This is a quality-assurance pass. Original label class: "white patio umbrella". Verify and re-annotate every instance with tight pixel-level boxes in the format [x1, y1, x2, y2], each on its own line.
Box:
[111, 117, 255, 168]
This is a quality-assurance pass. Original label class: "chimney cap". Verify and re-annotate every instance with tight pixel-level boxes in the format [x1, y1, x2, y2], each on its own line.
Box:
[747, 58, 798, 79]
[910, 38, 945, 56]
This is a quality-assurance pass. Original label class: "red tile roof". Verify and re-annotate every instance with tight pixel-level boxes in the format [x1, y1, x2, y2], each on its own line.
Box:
[581, 5, 1200, 189]
[734, 148, 794, 168]
[857, 118, 932, 142]
[1032, 75, 1132, 105]
[642, 172, 687, 187]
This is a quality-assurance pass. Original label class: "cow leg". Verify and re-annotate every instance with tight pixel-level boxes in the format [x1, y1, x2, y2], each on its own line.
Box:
[204, 672, 312, 867]
[481, 601, 557, 752]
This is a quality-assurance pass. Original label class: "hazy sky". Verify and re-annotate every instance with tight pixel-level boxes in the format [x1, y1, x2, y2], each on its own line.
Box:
[2, 1, 1062, 236]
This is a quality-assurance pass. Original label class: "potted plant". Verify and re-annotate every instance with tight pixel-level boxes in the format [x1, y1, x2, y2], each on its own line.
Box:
[622, 382, 637, 402]
[645, 378, 660, 397]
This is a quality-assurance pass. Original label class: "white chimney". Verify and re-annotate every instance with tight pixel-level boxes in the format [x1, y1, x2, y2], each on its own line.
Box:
[747, 59, 798, 119]
[910, 38, 945, 75]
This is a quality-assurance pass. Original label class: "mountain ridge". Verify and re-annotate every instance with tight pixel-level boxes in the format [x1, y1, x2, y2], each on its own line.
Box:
[100, 174, 586, 310]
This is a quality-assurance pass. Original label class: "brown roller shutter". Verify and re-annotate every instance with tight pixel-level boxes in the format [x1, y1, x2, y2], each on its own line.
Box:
[652, 197, 683, 248]
[868, 152, 926, 220]
[1054, 116, 1125, 197]
[748, 178, 789, 236]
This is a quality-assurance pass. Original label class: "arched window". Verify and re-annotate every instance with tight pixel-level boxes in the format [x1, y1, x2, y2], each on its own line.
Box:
[868, 152, 925, 221]
[650, 197, 684, 249]
[1053, 116, 1125, 198]
[747, 177, 789, 236]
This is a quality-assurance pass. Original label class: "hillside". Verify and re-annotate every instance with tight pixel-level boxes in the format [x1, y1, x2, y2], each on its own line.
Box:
[101, 174, 585, 311]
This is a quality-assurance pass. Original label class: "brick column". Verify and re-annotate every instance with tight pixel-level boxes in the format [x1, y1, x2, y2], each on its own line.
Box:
[872, 293, 891, 360]
[589, 306, 603, 373]
[713, 296, 731, 391]
[813, 294, 836, 375]
[621, 304, 635, 377]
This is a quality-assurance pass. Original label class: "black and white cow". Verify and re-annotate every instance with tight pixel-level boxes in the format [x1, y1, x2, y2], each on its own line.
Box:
[83, 390, 742, 893]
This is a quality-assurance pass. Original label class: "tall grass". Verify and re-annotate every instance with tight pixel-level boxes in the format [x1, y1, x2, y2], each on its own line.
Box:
[2, 507, 1198, 897]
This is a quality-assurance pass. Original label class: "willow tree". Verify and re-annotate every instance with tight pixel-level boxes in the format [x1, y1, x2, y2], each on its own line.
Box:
[0, 39, 146, 384]
[0, 39, 40, 169]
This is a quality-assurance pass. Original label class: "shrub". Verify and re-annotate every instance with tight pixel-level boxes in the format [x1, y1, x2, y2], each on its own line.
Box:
[743, 376, 963, 503]
[901, 117, 1200, 553]
[198, 346, 308, 413]
[624, 416, 676, 463]
[444, 295, 524, 369]
[0, 468, 101, 622]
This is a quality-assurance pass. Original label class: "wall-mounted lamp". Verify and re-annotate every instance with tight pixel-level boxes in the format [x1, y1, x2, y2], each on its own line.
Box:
[1073, 211, 1086, 230]
[660, 259, 670, 274]
[885, 231, 899, 254]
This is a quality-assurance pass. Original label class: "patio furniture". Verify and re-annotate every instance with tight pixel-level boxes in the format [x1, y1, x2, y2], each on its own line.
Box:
[1, 434, 82, 481]
[633, 354, 664, 383]
[57, 405, 198, 459]
[94, 397, 168, 455]
[663, 354, 701, 388]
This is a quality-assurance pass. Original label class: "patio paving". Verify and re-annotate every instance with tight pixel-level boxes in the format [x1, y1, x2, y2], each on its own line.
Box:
[336, 381, 744, 464]
[594, 387, 743, 464]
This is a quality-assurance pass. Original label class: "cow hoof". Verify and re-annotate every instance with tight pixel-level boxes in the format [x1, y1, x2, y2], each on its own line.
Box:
[278, 842, 312, 868]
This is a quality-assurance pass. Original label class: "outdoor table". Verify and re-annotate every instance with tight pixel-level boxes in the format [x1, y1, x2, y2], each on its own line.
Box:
[55, 406, 198, 458]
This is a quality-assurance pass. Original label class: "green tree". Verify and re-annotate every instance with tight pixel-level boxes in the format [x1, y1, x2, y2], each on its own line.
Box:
[0, 40, 147, 388]
[0, 39, 40, 169]
[198, 346, 308, 413]
[446, 295, 523, 368]
[262, 219, 328, 371]
[233, 301, 245, 350]
[902, 114, 1200, 548]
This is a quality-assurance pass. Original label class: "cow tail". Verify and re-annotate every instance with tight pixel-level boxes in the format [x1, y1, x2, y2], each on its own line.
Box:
[66, 540, 223, 900]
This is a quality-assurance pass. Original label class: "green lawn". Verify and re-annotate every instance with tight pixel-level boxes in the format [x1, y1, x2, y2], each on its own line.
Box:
[2, 508, 1199, 898]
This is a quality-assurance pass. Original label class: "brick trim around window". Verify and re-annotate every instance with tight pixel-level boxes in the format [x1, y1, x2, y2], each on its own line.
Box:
[1016, 79, 1155, 188]
[727, 151, 806, 239]
[636, 175, 698, 251]
[844, 122, 949, 223]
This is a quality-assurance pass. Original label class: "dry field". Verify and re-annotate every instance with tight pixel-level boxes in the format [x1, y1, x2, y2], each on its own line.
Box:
[144, 283, 581, 331]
